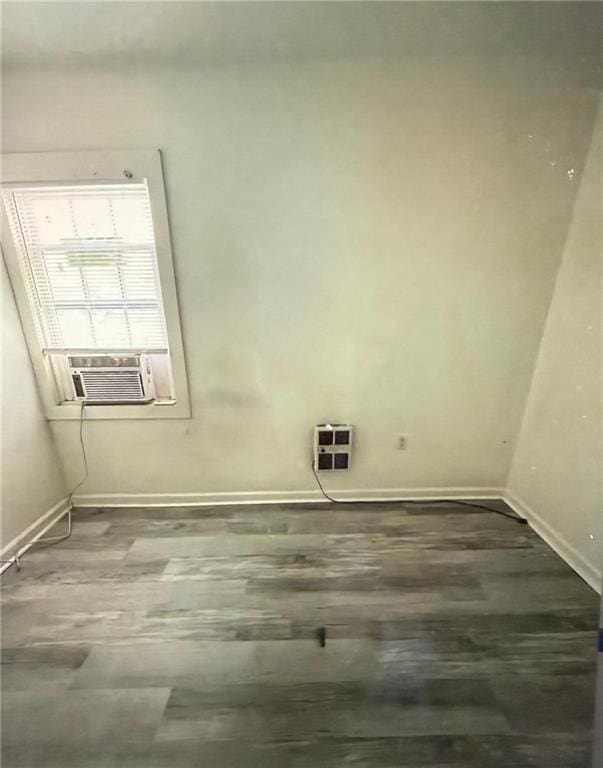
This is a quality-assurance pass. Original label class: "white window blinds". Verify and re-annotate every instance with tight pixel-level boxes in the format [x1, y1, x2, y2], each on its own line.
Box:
[3, 183, 169, 352]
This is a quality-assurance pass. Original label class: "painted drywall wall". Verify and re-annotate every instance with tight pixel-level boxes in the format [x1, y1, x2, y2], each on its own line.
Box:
[1, 259, 68, 548]
[2, 45, 600, 499]
[506, 109, 602, 590]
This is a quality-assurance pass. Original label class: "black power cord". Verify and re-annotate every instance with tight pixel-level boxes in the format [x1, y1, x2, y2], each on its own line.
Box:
[311, 460, 527, 524]
[66, 401, 89, 506]
[1, 402, 88, 573]
[32, 401, 88, 549]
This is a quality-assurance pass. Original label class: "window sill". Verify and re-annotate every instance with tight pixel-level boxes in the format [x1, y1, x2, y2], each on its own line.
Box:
[47, 399, 191, 421]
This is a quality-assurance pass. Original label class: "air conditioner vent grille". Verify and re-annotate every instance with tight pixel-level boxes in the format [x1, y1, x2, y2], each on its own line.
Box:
[79, 370, 146, 402]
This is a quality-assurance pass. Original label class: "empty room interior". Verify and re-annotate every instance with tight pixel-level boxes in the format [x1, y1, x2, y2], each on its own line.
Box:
[1, 2, 602, 767]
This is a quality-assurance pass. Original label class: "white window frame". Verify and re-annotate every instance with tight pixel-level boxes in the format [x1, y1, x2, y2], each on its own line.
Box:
[1, 150, 191, 420]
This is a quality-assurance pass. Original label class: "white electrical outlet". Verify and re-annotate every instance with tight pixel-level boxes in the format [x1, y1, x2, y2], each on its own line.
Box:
[397, 434, 408, 450]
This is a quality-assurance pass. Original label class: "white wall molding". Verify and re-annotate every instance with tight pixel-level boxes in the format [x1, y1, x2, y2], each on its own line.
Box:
[8, 488, 600, 595]
[73, 486, 504, 508]
[504, 491, 602, 594]
[0, 496, 71, 571]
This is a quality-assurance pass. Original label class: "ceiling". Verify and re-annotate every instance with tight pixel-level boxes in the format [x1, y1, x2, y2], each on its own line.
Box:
[2, 1, 603, 69]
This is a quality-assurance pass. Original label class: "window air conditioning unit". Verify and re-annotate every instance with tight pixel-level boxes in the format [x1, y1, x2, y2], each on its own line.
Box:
[68, 354, 154, 404]
[314, 424, 353, 470]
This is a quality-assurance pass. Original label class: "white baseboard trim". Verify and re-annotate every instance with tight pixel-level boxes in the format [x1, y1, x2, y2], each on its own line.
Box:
[504, 491, 602, 594]
[73, 486, 505, 508]
[0, 496, 72, 573]
[7, 489, 599, 594]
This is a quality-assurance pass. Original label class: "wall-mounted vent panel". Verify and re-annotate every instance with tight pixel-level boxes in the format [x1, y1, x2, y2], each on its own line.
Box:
[314, 424, 353, 471]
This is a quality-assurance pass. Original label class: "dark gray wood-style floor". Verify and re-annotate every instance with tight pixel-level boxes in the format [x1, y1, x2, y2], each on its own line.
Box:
[1, 501, 599, 768]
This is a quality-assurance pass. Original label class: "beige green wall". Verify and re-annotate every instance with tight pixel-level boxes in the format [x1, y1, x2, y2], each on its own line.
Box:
[506, 109, 602, 592]
[1, 259, 68, 550]
[2, 52, 599, 505]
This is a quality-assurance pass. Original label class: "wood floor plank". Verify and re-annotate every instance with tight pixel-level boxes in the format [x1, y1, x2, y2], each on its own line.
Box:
[1, 502, 598, 767]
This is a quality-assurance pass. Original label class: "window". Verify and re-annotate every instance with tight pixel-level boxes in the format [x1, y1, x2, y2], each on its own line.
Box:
[1, 151, 190, 419]
[5, 183, 168, 353]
